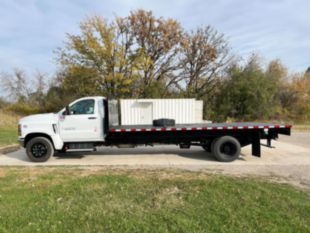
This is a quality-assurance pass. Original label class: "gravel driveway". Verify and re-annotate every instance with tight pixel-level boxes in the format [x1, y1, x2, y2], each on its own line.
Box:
[1, 132, 309, 188]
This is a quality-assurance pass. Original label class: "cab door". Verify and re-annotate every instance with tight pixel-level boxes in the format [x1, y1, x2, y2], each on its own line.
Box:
[59, 99, 102, 141]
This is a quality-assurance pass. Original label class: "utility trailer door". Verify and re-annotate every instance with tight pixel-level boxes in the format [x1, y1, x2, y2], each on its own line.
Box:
[139, 102, 153, 125]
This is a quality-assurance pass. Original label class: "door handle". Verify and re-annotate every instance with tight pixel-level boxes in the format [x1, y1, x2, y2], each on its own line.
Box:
[88, 117, 97, 120]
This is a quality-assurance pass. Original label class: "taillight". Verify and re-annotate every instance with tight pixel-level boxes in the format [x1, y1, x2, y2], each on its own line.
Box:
[18, 124, 21, 136]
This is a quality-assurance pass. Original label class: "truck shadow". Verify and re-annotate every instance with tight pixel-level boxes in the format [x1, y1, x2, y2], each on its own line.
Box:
[6, 147, 246, 163]
[54, 147, 246, 162]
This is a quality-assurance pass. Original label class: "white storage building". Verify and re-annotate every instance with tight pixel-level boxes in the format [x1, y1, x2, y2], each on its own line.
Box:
[120, 99, 203, 125]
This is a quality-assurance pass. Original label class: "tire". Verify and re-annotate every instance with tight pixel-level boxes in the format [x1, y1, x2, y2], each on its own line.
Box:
[153, 118, 175, 127]
[26, 137, 54, 162]
[211, 139, 219, 154]
[212, 136, 241, 162]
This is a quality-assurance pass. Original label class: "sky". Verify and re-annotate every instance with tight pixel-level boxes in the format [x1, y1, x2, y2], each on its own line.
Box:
[0, 0, 309, 79]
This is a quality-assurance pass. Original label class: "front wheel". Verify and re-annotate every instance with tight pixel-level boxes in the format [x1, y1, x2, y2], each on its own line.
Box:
[26, 137, 54, 162]
[212, 136, 241, 162]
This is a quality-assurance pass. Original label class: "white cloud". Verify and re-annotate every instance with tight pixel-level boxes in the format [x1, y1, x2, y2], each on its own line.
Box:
[0, 0, 309, 79]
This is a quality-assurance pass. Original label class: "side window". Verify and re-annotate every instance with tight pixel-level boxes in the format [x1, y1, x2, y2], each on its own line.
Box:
[69, 99, 95, 115]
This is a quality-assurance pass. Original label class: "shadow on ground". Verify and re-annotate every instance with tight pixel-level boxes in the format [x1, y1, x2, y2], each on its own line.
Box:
[52, 147, 247, 162]
[3, 146, 245, 163]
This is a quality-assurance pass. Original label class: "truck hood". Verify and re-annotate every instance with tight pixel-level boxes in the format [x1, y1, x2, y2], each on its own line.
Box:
[19, 113, 58, 124]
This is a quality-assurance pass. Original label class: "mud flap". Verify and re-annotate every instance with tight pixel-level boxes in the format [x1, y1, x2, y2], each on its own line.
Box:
[252, 132, 261, 157]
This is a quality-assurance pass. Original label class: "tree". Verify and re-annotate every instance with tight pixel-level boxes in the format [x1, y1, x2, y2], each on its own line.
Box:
[124, 10, 183, 97]
[0, 97, 8, 109]
[0, 69, 51, 114]
[57, 10, 184, 99]
[290, 73, 310, 120]
[58, 15, 139, 99]
[264, 59, 289, 113]
[265, 59, 287, 85]
[178, 26, 232, 99]
[27, 71, 47, 108]
[57, 11, 232, 100]
[214, 55, 278, 121]
[0, 68, 30, 102]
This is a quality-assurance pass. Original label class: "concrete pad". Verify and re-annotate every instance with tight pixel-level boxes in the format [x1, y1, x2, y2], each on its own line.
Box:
[0, 132, 309, 187]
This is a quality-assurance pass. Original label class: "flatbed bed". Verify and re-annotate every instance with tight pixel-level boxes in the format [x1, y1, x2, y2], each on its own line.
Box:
[110, 122, 291, 132]
[107, 122, 291, 160]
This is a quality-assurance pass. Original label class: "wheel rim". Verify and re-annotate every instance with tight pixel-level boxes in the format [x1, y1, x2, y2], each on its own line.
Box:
[31, 143, 48, 158]
[220, 142, 237, 156]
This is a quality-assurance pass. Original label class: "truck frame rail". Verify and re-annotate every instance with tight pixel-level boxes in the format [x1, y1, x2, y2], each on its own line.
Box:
[107, 122, 291, 159]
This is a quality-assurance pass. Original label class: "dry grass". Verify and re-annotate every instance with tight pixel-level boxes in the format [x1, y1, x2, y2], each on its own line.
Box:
[0, 110, 21, 128]
[292, 125, 310, 131]
[0, 110, 21, 146]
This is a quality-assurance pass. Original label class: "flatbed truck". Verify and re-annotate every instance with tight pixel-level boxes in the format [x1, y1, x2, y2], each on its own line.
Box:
[18, 96, 291, 162]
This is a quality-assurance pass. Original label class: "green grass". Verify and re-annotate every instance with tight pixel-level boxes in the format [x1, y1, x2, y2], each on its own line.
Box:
[0, 168, 309, 233]
[0, 127, 17, 146]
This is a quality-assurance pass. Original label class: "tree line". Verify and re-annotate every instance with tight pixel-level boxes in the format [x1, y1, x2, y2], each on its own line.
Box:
[1, 10, 310, 122]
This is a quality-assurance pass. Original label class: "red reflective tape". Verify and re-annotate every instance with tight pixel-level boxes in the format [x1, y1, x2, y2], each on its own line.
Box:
[232, 126, 238, 130]
[253, 125, 259, 129]
[275, 125, 280, 128]
[223, 126, 227, 130]
[130, 128, 136, 132]
[243, 126, 248, 129]
[264, 125, 269, 129]
[110, 129, 116, 132]
[181, 127, 187, 131]
[161, 128, 166, 131]
[191, 127, 197, 130]
[171, 128, 177, 131]
[121, 129, 126, 132]
[151, 128, 157, 131]
[285, 124, 291, 128]
[212, 127, 217, 130]
[202, 127, 208, 130]
[141, 128, 146, 132]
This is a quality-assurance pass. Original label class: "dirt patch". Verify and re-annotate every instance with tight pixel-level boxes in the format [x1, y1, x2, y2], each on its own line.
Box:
[0, 144, 20, 154]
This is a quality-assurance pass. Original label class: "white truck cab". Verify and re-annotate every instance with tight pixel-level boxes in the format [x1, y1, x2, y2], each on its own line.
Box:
[18, 97, 106, 161]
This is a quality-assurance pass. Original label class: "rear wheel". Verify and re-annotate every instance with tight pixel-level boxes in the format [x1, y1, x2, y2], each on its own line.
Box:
[26, 137, 54, 162]
[202, 139, 218, 153]
[212, 136, 241, 162]
[211, 138, 219, 154]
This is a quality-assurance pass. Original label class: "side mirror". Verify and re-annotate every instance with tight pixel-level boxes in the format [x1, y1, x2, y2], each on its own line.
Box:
[64, 105, 70, 115]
